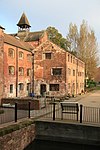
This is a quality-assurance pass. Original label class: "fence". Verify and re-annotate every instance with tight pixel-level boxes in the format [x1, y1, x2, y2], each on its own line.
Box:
[0, 101, 100, 125]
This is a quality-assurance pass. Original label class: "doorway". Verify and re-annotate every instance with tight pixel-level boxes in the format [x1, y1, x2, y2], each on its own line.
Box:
[40, 84, 46, 96]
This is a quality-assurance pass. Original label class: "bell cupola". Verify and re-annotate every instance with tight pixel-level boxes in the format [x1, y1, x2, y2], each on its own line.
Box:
[17, 13, 31, 32]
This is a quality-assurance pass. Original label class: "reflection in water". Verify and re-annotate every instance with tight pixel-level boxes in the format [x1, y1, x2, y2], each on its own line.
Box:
[25, 140, 100, 150]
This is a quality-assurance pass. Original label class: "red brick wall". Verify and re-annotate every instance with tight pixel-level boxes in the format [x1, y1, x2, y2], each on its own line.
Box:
[27, 31, 48, 48]
[0, 28, 4, 103]
[34, 40, 67, 96]
[0, 123, 35, 150]
[3, 43, 32, 98]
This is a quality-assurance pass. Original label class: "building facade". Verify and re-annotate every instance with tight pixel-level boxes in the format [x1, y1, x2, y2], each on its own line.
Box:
[33, 40, 85, 96]
[0, 13, 85, 102]
[0, 26, 33, 101]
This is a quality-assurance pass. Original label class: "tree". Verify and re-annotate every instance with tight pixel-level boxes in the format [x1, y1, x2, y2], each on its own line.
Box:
[46, 26, 69, 50]
[78, 20, 99, 79]
[66, 23, 79, 52]
[66, 20, 99, 79]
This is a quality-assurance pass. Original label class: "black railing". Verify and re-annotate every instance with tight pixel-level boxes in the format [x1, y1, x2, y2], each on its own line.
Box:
[0, 101, 100, 125]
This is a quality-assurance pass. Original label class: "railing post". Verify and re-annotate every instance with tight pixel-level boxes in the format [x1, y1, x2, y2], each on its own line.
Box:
[76, 103, 78, 121]
[53, 102, 55, 120]
[28, 101, 31, 118]
[80, 104, 83, 123]
[15, 102, 17, 122]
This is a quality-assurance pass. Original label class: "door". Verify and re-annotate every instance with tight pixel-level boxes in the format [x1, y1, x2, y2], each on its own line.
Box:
[40, 84, 46, 96]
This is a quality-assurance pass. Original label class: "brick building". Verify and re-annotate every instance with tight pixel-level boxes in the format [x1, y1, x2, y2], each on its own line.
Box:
[0, 13, 85, 101]
[33, 40, 85, 96]
[0, 26, 33, 100]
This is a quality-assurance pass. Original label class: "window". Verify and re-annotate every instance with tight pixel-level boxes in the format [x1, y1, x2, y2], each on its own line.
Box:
[19, 67, 24, 76]
[71, 56, 72, 63]
[52, 68, 62, 75]
[9, 66, 15, 75]
[27, 83, 31, 91]
[27, 54, 31, 61]
[19, 83, 24, 91]
[27, 68, 31, 76]
[8, 48, 14, 58]
[73, 70, 75, 76]
[19, 51, 24, 59]
[10, 84, 13, 93]
[49, 84, 59, 91]
[73, 57, 75, 64]
[45, 53, 52, 59]
[68, 54, 70, 62]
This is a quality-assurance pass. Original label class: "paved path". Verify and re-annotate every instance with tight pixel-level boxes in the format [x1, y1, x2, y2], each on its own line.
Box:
[67, 90, 100, 107]
[75, 90, 100, 107]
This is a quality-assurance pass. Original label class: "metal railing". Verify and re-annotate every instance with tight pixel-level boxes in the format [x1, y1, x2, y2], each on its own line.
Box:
[0, 101, 100, 125]
[82, 106, 100, 124]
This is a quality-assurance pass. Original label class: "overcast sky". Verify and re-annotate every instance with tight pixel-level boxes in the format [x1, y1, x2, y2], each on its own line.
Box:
[0, 0, 100, 46]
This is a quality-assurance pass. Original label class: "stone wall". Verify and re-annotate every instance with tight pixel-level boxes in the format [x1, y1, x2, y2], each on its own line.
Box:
[35, 120, 100, 146]
[0, 123, 35, 150]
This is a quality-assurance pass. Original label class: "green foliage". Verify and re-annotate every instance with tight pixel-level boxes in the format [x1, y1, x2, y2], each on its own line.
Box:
[46, 26, 69, 51]
[87, 80, 96, 88]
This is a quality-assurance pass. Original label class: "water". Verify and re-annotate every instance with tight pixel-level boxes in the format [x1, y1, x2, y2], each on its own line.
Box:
[25, 140, 100, 150]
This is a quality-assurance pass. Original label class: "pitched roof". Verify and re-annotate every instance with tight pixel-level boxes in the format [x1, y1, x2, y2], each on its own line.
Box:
[4, 33, 33, 51]
[0, 25, 5, 30]
[10, 30, 45, 42]
[17, 13, 31, 27]
[24, 31, 44, 42]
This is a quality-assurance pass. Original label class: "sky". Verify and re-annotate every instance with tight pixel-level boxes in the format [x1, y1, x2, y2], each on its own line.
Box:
[0, 0, 100, 47]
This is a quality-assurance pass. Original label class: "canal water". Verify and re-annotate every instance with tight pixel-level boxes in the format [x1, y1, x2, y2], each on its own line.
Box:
[25, 139, 100, 150]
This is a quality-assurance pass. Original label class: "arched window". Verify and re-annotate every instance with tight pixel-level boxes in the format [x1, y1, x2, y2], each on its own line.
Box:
[8, 66, 15, 75]
[27, 54, 31, 61]
[19, 51, 24, 59]
[8, 48, 14, 58]
[19, 67, 24, 76]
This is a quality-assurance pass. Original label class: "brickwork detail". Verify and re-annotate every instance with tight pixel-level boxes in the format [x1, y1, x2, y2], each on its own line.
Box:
[0, 124, 35, 150]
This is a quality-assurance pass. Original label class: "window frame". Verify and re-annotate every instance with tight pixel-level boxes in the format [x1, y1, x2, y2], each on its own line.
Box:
[8, 48, 15, 58]
[27, 68, 31, 76]
[19, 51, 24, 59]
[52, 68, 62, 76]
[73, 69, 75, 76]
[45, 52, 52, 59]
[27, 54, 32, 62]
[10, 84, 13, 93]
[19, 67, 24, 76]
[19, 83, 24, 91]
[49, 84, 59, 91]
[8, 66, 15, 75]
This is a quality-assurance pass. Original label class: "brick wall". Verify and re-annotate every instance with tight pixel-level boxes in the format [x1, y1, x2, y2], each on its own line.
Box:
[0, 123, 35, 150]
[0, 28, 4, 103]
[34, 40, 67, 96]
[1, 98, 41, 110]
[3, 43, 32, 98]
